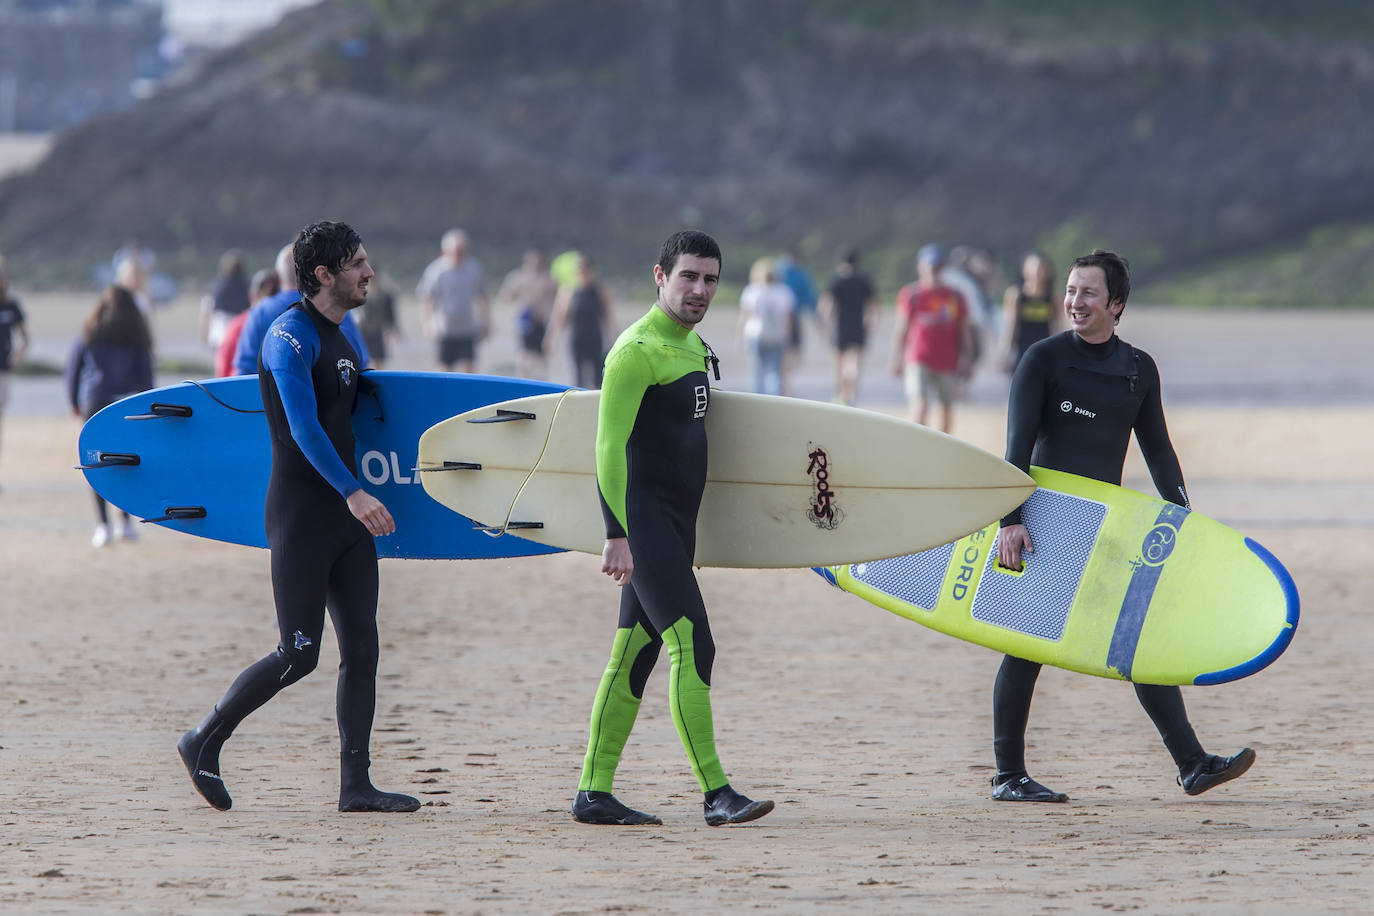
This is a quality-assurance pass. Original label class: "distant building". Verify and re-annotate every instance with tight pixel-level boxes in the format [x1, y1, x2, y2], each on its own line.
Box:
[0, 0, 165, 132]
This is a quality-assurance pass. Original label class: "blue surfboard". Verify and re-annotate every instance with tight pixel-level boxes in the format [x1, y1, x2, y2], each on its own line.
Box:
[77, 372, 568, 559]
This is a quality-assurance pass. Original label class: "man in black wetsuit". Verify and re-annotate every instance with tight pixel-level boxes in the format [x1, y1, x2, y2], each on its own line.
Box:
[571, 230, 774, 827]
[991, 249, 1254, 803]
[177, 221, 419, 814]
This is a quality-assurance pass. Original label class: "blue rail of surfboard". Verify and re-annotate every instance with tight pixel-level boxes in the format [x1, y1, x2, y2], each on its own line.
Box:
[1192, 537, 1300, 686]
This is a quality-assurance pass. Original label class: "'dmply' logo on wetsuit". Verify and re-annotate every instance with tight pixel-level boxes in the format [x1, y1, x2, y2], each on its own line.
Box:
[693, 384, 708, 419]
[1132, 522, 1179, 568]
[1059, 399, 1096, 419]
[337, 358, 356, 387]
[806, 445, 843, 530]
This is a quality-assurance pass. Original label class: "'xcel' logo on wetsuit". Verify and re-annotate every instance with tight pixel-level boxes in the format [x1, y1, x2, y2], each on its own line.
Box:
[337, 358, 356, 387]
[271, 327, 302, 354]
[806, 445, 843, 530]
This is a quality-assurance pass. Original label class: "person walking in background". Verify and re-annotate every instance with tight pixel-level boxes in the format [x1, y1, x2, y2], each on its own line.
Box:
[737, 257, 794, 396]
[572, 229, 774, 828]
[356, 261, 400, 370]
[1001, 250, 1058, 373]
[216, 267, 278, 378]
[990, 249, 1254, 803]
[418, 228, 489, 373]
[775, 246, 816, 396]
[891, 243, 975, 433]
[546, 253, 614, 388]
[234, 242, 369, 376]
[177, 221, 419, 815]
[65, 285, 154, 547]
[818, 249, 876, 406]
[496, 248, 559, 379]
[199, 250, 251, 351]
[0, 255, 31, 490]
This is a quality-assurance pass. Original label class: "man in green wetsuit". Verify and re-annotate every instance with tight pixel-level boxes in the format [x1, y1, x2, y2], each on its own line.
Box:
[571, 230, 776, 828]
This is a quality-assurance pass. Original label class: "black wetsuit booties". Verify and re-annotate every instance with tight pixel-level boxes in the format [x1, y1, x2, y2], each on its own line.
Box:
[572, 304, 773, 827]
[991, 330, 1253, 801]
[177, 300, 418, 813]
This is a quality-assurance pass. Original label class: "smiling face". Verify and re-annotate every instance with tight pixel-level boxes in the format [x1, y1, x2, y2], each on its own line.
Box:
[1063, 265, 1122, 343]
[319, 244, 374, 311]
[654, 252, 719, 328]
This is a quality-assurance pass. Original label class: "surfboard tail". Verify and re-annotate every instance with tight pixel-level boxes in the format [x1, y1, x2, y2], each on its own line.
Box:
[811, 566, 840, 587]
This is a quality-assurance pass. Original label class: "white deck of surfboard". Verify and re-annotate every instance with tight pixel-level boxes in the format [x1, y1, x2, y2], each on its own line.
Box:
[419, 389, 1034, 569]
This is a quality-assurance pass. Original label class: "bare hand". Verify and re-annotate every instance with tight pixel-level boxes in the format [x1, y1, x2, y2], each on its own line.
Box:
[347, 489, 395, 537]
[601, 537, 633, 586]
[997, 523, 1032, 571]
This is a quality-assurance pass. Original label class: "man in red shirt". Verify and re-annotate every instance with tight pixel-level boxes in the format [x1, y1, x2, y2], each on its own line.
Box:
[891, 244, 975, 432]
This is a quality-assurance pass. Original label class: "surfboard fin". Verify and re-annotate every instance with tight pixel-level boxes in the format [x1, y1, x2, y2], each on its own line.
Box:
[75, 451, 141, 470]
[141, 506, 207, 523]
[125, 402, 193, 420]
[466, 409, 537, 424]
[415, 461, 482, 471]
[473, 521, 544, 535]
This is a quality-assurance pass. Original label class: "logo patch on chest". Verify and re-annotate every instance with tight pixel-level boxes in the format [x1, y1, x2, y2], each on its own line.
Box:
[337, 358, 355, 387]
[1060, 400, 1096, 419]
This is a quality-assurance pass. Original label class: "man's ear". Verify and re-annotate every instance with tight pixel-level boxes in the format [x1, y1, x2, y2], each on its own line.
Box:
[315, 264, 333, 289]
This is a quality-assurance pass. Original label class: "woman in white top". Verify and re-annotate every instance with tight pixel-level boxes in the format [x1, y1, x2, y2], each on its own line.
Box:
[738, 258, 795, 396]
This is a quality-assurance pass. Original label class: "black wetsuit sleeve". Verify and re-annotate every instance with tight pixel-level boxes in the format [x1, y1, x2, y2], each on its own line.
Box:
[1132, 353, 1189, 508]
[1001, 346, 1050, 527]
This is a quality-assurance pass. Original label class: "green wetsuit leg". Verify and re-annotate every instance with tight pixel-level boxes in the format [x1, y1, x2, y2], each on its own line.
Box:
[663, 617, 727, 793]
[578, 623, 657, 793]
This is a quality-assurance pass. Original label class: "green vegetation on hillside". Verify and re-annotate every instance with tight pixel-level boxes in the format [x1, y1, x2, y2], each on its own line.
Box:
[804, 0, 1374, 43]
[366, 0, 1374, 45]
[1137, 222, 1374, 307]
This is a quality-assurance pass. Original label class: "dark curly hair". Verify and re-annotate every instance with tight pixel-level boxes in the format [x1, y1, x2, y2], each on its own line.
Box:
[293, 221, 362, 299]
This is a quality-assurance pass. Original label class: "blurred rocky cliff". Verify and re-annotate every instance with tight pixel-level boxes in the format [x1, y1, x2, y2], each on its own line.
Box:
[2, 0, 1372, 294]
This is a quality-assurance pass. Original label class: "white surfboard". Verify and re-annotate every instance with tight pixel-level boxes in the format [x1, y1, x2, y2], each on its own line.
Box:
[418, 390, 1035, 569]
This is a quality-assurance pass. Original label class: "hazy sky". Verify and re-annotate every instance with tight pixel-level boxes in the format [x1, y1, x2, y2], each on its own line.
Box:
[160, 0, 319, 47]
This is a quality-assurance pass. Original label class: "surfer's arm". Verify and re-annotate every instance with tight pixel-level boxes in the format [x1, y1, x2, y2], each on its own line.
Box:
[1001, 348, 1049, 527]
[1132, 355, 1189, 508]
[890, 288, 911, 375]
[346, 488, 395, 536]
[601, 537, 633, 586]
[595, 343, 652, 539]
[997, 523, 1032, 571]
[64, 338, 85, 413]
[261, 323, 361, 499]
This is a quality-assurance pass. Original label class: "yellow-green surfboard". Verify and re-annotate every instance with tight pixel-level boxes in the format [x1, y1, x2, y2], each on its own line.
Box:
[819, 467, 1299, 686]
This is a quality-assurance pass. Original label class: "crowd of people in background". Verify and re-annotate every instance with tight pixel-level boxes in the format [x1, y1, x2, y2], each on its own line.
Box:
[0, 230, 1059, 546]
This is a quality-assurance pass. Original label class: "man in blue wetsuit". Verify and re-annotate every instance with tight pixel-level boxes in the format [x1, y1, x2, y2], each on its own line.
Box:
[233, 242, 370, 376]
[990, 249, 1254, 803]
[178, 221, 418, 813]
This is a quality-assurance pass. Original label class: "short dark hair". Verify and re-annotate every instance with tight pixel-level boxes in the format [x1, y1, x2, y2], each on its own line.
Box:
[657, 230, 721, 277]
[1071, 249, 1131, 317]
[294, 221, 362, 298]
